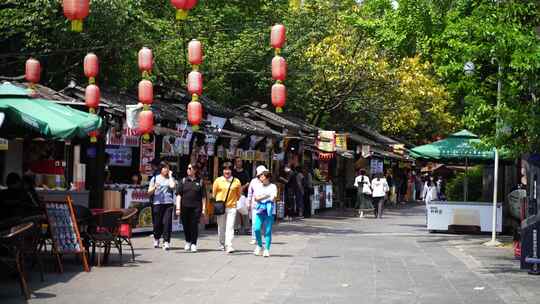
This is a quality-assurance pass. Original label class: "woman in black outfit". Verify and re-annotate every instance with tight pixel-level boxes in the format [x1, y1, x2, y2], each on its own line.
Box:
[175, 163, 205, 253]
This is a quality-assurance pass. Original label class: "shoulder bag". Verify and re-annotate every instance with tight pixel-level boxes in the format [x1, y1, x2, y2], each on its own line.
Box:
[214, 178, 235, 215]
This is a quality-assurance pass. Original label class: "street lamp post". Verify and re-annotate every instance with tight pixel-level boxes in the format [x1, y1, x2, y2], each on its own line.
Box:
[463, 60, 501, 247]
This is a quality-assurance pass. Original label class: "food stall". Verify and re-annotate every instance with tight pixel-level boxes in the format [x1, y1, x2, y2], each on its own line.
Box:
[427, 201, 502, 232]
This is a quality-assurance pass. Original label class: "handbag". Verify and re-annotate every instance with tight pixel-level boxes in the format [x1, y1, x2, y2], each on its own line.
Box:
[236, 195, 249, 215]
[214, 177, 235, 215]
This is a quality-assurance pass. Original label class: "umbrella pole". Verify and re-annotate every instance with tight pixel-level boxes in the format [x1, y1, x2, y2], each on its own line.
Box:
[463, 158, 468, 201]
[485, 148, 501, 246]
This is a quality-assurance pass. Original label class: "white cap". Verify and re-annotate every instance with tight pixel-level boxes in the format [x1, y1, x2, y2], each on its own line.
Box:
[256, 165, 268, 177]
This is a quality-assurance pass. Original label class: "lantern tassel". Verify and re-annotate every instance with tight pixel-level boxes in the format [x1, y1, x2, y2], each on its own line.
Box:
[192, 125, 200, 132]
[275, 107, 283, 113]
[90, 136, 97, 143]
[71, 20, 83, 32]
[274, 48, 281, 56]
[142, 133, 150, 142]
[192, 64, 199, 71]
[88, 77, 95, 85]
[143, 104, 151, 111]
[89, 108, 96, 114]
[192, 94, 199, 102]
[176, 9, 189, 20]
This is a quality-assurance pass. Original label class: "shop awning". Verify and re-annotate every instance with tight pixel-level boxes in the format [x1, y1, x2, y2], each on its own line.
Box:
[0, 82, 102, 140]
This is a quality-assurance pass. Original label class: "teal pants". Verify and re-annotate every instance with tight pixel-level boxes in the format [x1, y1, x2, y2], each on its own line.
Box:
[254, 213, 273, 250]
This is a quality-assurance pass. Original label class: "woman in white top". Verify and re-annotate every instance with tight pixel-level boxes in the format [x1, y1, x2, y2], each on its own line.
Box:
[353, 169, 373, 217]
[371, 173, 389, 219]
[252, 170, 277, 258]
[423, 178, 438, 204]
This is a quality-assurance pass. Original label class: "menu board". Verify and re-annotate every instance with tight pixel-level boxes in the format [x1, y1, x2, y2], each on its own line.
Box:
[140, 138, 156, 175]
[105, 146, 133, 167]
[44, 197, 89, 272]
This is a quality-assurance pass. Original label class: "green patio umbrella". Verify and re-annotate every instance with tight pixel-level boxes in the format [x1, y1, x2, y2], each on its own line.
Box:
[0, 82, 102, 140]
[410, 130, 495, 162]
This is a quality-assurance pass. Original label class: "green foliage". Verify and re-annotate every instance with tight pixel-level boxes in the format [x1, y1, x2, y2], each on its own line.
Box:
[445, 166, 483, 202]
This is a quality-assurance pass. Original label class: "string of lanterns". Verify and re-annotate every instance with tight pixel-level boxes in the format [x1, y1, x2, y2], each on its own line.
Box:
[63, 0, 89, 32]
[170, 0, 198, 21]
[270, 24, 287, 113]
[25, 58, 41, 92]
[187, 39, 204, 131]
[137, 47, 154, 142]
[84, 53, 100, 142]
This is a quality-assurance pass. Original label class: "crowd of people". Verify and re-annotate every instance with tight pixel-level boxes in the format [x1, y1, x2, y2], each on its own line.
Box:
[148, 159, 282, 257]
[353, 168, 446, 218]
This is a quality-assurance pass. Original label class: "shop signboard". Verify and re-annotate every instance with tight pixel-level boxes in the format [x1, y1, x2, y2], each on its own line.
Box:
[140, 138, 156, 176]
[361, 145, 371, 158]
[370, 159, 384, 175]
[335, 134, 347, 152]
[205, 115, 227, 156]
[106, 121, 139, 147]
[0, 137, 8, 150]
[105, 146, 133, 167]
[124, 188, 182, 233]
[325, 184, 333, 208]
[316, 130, 336, 153]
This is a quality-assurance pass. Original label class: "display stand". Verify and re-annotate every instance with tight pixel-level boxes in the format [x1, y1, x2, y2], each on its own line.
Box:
[43, 196, 90, 272]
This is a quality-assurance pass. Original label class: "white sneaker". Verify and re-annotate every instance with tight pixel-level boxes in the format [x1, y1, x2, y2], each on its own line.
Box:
[163, 242, 170, 251]
[254, 246, 262, 256]
[218, 244, 225, 251]
[263, 249, 270, 257]
[250, 239, 256, 245]
[184, 243, 191, 251]
[190, 244, 198, 252]
[226, 246, 235, 254]
[153, 239, 160, 248]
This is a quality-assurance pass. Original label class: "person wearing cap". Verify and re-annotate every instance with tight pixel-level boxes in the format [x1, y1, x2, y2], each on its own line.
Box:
[212, 161, 242, 253]
[247, 165, 267, 245]
[252, 169, 277, 257]
[148, 161, 176, 250]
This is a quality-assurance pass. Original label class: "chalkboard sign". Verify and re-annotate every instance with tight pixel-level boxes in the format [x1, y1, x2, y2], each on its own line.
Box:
[44, 196, 89, 272]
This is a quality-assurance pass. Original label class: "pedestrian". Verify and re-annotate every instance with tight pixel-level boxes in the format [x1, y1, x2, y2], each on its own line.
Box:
[175, 163, 205, 253]
[233, 158, 251, 235]
[252, 170, 277, 258]
[280, 166, 296, 221]
[302, 167, 314, 218]
[371, 173, 389, 219]
[423, 177, 438, 204]
[148, 161, 176, 250]
[436, 176, 445, 200]
[247, 165, 266, 245]
[353, 169, 373, 218]
[212, 161, 242, 253]
[294, 165, 305, 218]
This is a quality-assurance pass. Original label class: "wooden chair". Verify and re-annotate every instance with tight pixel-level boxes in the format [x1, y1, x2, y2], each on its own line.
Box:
[87, 210, 124, 266]
[117, 208, 138, 261]
[0, 222, 35, 299]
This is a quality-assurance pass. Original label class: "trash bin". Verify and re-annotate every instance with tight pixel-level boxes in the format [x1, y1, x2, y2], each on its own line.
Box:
[520, 213, 540, 275]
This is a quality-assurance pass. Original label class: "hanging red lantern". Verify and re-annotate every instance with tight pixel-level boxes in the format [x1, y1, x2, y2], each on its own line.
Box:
[63, 0, 89, 32]
[84, 53, 99, 84]
[25, 58, 41, 86]
[187, 101, 203, 131]
[170, 0, 198, 20]
[188, 39, 203, 67]
[85, 84, 100, 113]
[187, 71, 203, 98]
[138, 110, 154, 140]
[271, 24, 286, 51]
[271, 83, 287, 113]
[138, 47, 153, 76]
[272, 56, 287, 82]
[138, 80, 153, 108]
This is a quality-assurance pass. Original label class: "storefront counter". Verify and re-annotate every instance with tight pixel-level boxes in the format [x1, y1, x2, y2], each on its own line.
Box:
[427, 200, 502, 233]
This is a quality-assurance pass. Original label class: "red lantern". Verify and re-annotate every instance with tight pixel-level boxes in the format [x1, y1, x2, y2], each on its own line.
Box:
[170, 0, 198, 20]
[272, 56, 287, 82]
[63, 0, 89, 32]
[85, 84, 100, 112]
[138, 47, 153, 75]
[271, 24, 286, 50]
[187, 101, 203, 130]
[84, 53, 99, 83]
[187, 71, 203, 97]
[25, 58, 41, 85]
[138, 80, 153, 106]
[139, 110, 154, 138]
[271, 83, 287, 112]
[188, 39, 203, 66]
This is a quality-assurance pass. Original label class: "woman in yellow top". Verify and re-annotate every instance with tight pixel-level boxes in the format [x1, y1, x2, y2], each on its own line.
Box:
[212, 162, 242, 253]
